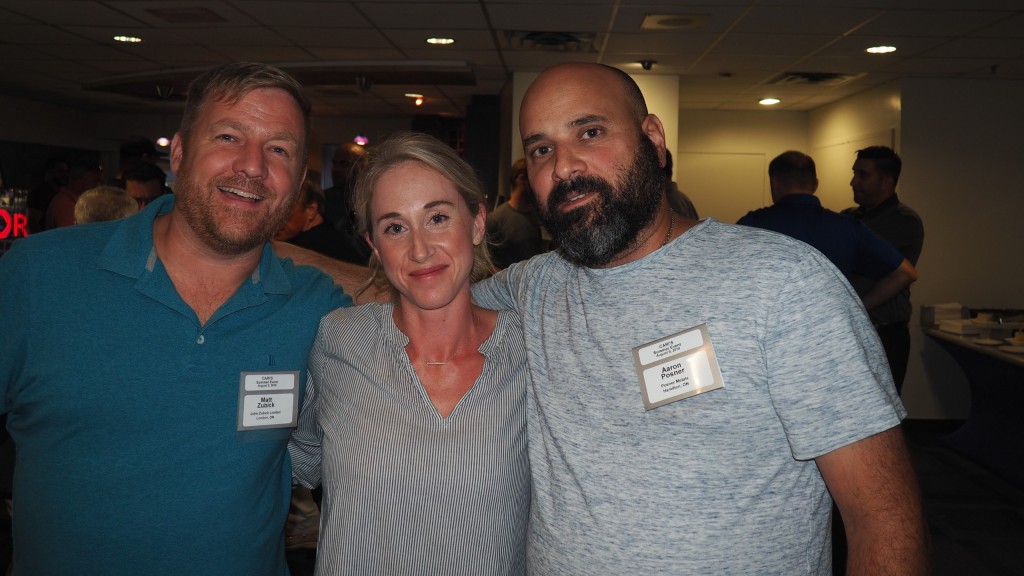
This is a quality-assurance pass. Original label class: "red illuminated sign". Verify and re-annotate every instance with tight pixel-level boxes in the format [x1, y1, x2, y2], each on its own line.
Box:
[0, 208, 28, 240]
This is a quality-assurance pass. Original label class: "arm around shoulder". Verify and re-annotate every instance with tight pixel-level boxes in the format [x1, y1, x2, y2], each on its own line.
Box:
[272, 240, 386, 304]
[816, 426, 931, 576]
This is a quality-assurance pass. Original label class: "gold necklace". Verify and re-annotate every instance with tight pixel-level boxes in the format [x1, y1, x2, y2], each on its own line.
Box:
[661, 211, 675, 247]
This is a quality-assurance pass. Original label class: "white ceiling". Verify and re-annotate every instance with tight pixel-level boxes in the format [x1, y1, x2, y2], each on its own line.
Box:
[1, 0, 1023, 119]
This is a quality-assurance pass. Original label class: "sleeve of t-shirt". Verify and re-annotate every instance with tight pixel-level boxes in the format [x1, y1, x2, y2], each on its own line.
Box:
[472, 266, 521, 311]
[762, 248, 906, 461]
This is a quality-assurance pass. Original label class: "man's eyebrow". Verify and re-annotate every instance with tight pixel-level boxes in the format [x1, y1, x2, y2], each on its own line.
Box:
[522, 114, 609, 148]
[568, 114, 607, 127]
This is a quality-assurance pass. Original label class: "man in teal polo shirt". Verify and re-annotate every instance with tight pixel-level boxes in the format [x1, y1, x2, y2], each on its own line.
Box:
[0, 62, 357, 575]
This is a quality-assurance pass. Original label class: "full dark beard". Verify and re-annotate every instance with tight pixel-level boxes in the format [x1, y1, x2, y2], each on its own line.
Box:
[539, 135, 665, 267]
[175, 166, 294, 256]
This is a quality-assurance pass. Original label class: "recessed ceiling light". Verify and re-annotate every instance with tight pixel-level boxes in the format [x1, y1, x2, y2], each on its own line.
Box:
[113, 35, 142, 43]
[404, 93, 423, 99]
[866, 45, 896, 54]
[759, 98, 781, 106]
[426, 37, 455, 45]
[156, 137, 170, 147]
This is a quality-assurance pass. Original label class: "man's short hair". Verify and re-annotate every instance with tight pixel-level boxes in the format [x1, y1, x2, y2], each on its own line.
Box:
[856, 146, 902, 185]
[769, 151, 817, 189]
[179, 62, 312, 164]
[74, 185, 138, 224]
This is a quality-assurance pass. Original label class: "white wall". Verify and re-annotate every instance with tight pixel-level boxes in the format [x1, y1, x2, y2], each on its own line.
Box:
[677, 110, 807, 223]
[898, 77, 1024, 418]
[807, 77, 1024, 419]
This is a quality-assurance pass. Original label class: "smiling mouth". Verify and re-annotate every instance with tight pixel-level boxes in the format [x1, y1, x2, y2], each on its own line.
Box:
[219, 186, 263, 202]
[411, 265, 446, 278]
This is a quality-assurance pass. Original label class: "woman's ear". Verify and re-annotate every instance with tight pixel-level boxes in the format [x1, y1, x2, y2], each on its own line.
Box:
[472, 203, 487, 246]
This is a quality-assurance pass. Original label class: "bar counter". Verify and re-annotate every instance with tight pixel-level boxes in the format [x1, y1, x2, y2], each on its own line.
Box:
[926, 329, 1024, 488]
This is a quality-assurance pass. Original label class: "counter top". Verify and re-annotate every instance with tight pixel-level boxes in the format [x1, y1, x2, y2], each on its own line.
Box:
[926, 329, 1024, 368]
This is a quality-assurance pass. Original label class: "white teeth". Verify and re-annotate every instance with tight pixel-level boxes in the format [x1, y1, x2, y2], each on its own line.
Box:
[568, 193, 586, 202]
[221, 187, 260, 200]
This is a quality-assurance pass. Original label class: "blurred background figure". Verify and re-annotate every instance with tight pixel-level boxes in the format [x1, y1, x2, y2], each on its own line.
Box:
[738, 150, 917, 313]
[275, 178, 360, 262]
[322, 142, 371, 264]
[844, 146, 924, 395]
[45, 156, 103, 229]
[122, 161, 168, 209]
[26, 156, 68, 234]
[73, 185, 138, 224]
[663, 150, 698, 220]
[486, 157, 549, 269]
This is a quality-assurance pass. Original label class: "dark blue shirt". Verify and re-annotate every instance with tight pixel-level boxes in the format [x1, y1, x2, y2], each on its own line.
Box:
[738, 194, 903, 280]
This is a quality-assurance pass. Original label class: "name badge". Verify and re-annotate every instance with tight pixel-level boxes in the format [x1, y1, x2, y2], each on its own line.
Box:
[631, 324, 725, 410]
[236, 371, 300, 431]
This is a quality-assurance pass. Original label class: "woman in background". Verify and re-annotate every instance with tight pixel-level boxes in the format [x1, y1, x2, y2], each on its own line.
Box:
[290, 132, 529, 575]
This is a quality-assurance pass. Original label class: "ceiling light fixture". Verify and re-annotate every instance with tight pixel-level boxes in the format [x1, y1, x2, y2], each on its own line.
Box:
[759, 98, 781, 106]
[156, 137, 170, 147]
[426, 37, 455, 45]
[405, 93, 424, 106]
[113, 35, 142, 43]
[866, 45, 896, 54]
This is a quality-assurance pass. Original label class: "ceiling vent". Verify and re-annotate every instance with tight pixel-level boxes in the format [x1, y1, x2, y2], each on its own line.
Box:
[769, 72, 864, 86]
[641, 14, 710, 31]
[501, 31, 597, 53]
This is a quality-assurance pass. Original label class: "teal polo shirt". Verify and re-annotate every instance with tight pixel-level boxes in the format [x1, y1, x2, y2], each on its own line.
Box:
[0, 195, 350, 575]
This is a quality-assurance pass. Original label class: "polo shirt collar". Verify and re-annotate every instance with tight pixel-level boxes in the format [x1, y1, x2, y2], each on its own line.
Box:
[98, 194, 292, 297]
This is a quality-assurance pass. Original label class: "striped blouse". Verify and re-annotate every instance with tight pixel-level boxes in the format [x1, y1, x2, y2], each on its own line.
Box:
[290, 302, 530, 576]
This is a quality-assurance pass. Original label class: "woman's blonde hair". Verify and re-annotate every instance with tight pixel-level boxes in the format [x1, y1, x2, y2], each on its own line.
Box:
[352, 131, 494, 297]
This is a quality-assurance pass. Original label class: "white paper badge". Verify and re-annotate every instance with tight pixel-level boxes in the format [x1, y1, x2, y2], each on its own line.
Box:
[631, 324, 725, 410]
[237, 371, 300, 431]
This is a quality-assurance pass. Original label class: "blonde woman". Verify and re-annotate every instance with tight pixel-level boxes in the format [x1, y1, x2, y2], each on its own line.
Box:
[290, 132, 529, 575]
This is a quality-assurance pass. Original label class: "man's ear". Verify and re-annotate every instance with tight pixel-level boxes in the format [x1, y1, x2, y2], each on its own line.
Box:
[641, 114, 668, 168]
[169, 133, 185, 173]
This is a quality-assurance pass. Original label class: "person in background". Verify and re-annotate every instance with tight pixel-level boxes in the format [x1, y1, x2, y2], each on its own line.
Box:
[663, 149, 698, 220]
[486, 157, 549, 268]
[0, 61, 356, 575]
[290, 132, 529, 575]
[44, 156, 103, 229]
[322, 141, 372, 264]
[471, 62, 929, 575]
[26, 156, 68, 233]
[122, 161, 168, 209]
[275, 178, 362, 263]
[738, 150, 917, 312]
[73, 184, 138, 224]
[843, 146, 925, 395]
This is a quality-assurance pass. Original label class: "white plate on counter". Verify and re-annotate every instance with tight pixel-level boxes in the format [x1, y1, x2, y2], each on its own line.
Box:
[972, 338, 1003, 346]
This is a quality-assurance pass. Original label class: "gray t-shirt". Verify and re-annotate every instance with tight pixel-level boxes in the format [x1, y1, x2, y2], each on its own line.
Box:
[473, 218, 905, 575]
[290, 303, 530, 576]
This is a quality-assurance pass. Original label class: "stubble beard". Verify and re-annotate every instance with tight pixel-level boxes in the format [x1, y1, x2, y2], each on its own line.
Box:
[174, 157, 296, 256]
[539, 134, 665, 267]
